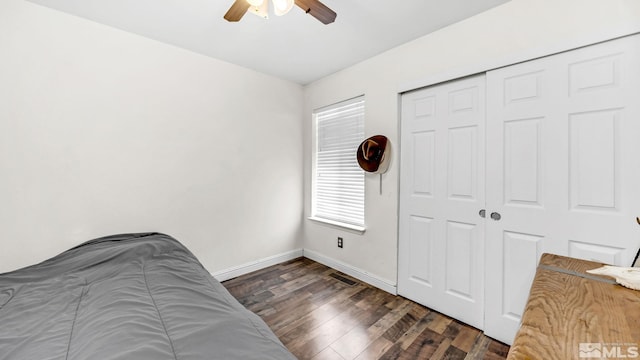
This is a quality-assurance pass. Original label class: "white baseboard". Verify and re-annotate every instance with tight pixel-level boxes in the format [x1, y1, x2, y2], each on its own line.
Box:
[302, 249, 397, 295]
[211, 248, 398, 295]
[212, 249, 303, 282]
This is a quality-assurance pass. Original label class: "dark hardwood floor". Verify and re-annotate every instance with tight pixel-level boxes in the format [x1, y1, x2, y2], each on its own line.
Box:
[222, 257, 509, 360]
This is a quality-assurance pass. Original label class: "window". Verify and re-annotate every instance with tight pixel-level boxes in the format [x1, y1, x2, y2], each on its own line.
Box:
[311, 96, 365, 231]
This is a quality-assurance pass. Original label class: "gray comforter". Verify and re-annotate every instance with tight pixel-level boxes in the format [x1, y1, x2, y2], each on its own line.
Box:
[0, 233, 296, 359]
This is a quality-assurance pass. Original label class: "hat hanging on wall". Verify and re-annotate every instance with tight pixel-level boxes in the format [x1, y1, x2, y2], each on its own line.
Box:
[357, 135, 390, 174]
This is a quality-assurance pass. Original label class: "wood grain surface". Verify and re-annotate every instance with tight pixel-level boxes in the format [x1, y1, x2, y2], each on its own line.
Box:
[508, 253, 640, 360]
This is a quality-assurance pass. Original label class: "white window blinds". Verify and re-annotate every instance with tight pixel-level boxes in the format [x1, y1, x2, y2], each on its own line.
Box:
[312, 96, 365, 228]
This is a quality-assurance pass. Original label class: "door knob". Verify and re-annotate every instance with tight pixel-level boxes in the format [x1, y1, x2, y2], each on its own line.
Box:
[479, 209, 486, 218]
[490, 212, 501, 221]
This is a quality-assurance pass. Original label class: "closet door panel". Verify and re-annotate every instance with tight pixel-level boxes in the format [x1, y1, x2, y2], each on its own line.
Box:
[448, 126, 478, 201]
[484, 34, 640, 345]
[399, 75, 486, 329]
[404, 215, 435, 288]
[503, 117, 542, 207]
[484, 56, 557, 344]
[399, 88, 444, 312]
[445, 220, 480, 302]
[562, 35, 640, 264]
[569, 109, 620, 212]
[501, 231, 543, 320]
[410, 131, 435, 197]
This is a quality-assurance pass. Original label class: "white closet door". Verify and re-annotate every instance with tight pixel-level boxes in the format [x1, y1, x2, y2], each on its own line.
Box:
[399, 75, 486, 329]
[484, 35, 640, 344]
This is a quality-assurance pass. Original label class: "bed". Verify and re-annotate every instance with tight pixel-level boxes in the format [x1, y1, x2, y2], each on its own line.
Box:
[0, 232, 297, 360]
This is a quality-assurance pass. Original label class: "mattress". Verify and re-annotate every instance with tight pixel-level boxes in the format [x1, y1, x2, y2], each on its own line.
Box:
[0, 233, 296, 360]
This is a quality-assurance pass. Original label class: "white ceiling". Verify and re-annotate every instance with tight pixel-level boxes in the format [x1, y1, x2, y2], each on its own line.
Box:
[26, 0, 510, 84]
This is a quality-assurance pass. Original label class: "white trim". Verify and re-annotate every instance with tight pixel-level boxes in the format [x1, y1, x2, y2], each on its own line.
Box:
[302, 249, 397, 295]
[212, 249, 303, 282]
[307, 216, 366, 233]
[211, 248, 397, 295]
[399, 29, 640, 93]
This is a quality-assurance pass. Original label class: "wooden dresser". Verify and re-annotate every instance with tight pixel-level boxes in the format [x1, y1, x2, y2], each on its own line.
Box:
[507, 253, 640, 360]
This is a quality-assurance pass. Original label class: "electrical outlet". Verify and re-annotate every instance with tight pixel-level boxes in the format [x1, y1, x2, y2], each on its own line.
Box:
[337, 237, 343, 248]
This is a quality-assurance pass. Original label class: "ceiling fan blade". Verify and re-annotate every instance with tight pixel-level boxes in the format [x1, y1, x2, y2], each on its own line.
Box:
[224, 0, 251, 22]
[294, 0, 336, 24]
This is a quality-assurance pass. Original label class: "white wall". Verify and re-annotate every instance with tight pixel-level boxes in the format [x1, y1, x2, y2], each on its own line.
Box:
[0, 0, 304, 274]
[3, 0, 639, 286]
[302, 0, 640, 290]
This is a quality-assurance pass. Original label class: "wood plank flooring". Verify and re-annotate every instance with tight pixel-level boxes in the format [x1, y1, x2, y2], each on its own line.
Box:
[222, 257, 509, 360]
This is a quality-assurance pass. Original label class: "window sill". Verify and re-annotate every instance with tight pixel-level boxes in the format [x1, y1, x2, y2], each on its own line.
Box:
[307, 217, 366, 234]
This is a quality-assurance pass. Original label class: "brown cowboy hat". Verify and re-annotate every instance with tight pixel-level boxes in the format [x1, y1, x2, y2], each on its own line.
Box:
[357, 135, 390, 174]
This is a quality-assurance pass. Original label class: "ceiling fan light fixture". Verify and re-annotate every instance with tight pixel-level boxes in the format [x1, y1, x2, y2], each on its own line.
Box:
[273, 0, 294, 16]
[224, 0, 335, 24]
[248, 0, 269, 19]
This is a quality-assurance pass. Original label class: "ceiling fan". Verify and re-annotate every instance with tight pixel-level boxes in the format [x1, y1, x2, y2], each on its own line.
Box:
[224, 0, 336, 25]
